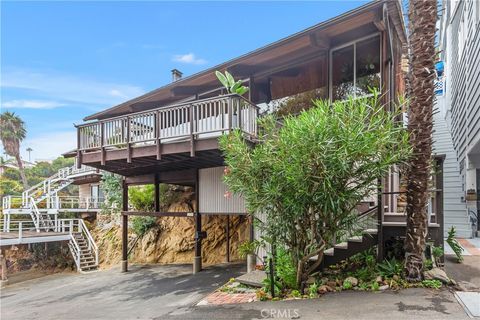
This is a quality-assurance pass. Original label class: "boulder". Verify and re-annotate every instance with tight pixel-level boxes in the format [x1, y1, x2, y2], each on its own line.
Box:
[344, 276, 358, 287]
[379, 285, 389, 291]
[376, 276, 383, 283]
[318, 285, 334, 293]
[424, 268, 450, 284]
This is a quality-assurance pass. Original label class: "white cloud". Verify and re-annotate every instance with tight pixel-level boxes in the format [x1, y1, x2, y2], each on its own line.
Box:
[172, 53, 207, 65]
[3, 99, 66, 109]
[2, 67, 145, 107]
[19, 130, 77, 161]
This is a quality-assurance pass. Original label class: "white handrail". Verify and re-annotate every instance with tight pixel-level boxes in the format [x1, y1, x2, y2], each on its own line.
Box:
[78, 219, 99, 265]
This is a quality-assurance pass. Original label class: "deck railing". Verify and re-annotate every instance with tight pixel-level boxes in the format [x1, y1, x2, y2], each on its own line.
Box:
[77, 94, 259, 152]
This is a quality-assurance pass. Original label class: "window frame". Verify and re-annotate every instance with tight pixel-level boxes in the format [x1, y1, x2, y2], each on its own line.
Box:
[329, 32, 382, 101]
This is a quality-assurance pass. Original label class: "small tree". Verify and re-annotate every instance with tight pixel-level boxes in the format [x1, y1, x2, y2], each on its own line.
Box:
[219, 94, 411, 289]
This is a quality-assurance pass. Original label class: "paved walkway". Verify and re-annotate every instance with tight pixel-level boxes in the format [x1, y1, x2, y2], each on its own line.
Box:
[1, 263, 245, 320]
[163, 288, 469, 320]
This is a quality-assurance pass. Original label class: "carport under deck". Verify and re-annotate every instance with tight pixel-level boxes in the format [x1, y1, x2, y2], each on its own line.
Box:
[72, 95, 257, 274]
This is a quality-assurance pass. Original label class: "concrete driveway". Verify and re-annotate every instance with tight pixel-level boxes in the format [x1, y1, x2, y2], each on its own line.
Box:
[1, 263, 245, 320]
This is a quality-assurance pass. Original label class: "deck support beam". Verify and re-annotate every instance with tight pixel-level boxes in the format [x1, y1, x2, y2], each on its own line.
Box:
[121, 180, 129, 272]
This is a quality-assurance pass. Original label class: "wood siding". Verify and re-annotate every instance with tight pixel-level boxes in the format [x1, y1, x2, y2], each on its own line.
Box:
[198, 167, 246, 214]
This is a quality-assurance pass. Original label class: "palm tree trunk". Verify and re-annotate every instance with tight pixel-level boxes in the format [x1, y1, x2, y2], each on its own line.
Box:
[404, 0, 437, 282]
[15, 153, 29, 190]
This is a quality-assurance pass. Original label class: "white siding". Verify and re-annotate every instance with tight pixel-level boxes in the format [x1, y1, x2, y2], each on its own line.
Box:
[198, 167, 246, 214]
[433, 98, 471, 238]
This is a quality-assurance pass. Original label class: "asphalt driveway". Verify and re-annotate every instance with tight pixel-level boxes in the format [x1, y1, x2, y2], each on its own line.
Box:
[1, 262, 245, 320]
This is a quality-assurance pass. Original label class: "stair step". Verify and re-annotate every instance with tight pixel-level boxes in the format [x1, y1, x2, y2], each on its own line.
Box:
[363, 229, 378, 235]
[334, 242, 348, 250]
[347, 236, 364, 243]
[324, 248, 335, 256]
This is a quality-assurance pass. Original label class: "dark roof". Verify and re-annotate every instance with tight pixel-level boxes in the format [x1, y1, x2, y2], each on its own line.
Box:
[84, 0, 406, 121]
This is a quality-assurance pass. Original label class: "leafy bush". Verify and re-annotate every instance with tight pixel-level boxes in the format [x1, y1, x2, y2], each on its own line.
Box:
[220, 92, 411, 289]
[342, 279, 353, 290]
[238, 240, 259, 258]
[275, 247, 298, 290]
[100, 173, 122, 215]
[376, 258, 403, 278]
[129, 185, 155, 211]
[131, 216, 157, 236]
[308, 283, 319, 298]
[446, 227, 464, 263]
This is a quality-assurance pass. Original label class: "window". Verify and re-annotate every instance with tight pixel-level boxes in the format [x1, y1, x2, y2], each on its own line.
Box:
[330, 34, 381, 101]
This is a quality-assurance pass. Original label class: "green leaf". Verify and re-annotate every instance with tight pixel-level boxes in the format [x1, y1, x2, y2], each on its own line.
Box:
[215, 71, 229, 90]
[236, 86, 249, 95]
[225, 71, 235, 87]
[230, 80, 242, 93]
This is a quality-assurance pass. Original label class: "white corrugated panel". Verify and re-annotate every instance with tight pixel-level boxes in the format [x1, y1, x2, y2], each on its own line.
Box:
[198, 167, 246, 214]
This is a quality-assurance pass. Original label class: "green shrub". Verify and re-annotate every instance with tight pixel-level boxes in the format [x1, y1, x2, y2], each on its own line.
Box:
[129, 185, 155, 212]
[376, 258, 403, 278]
[238, 240, 258, 259]
[275, 247, 298, 290]
[131, 216, 157, 236]
[446, 227, 463, 263]
[308, 283, 319, 298]
[342, 279, 353, 290]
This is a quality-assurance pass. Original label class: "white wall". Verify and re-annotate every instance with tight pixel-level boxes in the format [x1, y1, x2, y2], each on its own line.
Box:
[198, 167, 246, 214]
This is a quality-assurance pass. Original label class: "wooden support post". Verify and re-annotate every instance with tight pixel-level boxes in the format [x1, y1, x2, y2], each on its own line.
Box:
[0, 249, 8, 283]
[193, 170, 202, 273]
[226, 215, 230, 263]
[154, 175, 160, 212]
[122, 179, 129, 272]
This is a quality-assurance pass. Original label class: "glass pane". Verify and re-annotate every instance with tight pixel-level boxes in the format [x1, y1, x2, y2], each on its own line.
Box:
[332, 44, 354, 101]
[91, 185, 99, 199]
[355, 36, 381, 96]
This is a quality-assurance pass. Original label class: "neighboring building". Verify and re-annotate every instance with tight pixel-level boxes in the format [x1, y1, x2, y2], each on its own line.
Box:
[0, 158, 35, 176]
[434, 0, 480, 238]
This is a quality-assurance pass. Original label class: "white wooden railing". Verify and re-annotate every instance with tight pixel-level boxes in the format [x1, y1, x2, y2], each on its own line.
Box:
[77, 94, 259, 151]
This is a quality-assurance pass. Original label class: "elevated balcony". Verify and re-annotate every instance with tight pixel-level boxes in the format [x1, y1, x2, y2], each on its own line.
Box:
[76, 94, 259, 176]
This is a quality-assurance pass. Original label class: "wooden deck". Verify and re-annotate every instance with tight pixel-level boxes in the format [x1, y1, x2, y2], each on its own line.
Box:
[0, 231, 71, 246]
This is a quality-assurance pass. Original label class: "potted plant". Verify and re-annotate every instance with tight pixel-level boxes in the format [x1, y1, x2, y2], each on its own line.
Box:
[238, 240, 258, 273]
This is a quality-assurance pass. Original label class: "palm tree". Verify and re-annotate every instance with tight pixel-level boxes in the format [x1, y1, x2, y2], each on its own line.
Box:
[404, 0, 437, 281]
[26, 147, 33, 162]
[0, 112, 28, 189]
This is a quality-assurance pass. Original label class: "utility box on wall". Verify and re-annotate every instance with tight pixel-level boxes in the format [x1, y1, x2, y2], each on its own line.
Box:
[198, 167, 246, 214]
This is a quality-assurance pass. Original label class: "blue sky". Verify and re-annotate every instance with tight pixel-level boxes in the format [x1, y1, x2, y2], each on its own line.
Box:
[1, 0, 368, 161]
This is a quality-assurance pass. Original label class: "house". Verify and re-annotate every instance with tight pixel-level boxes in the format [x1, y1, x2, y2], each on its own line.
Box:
[69, 0, 444, 274]
[434, 0, 480, 238]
